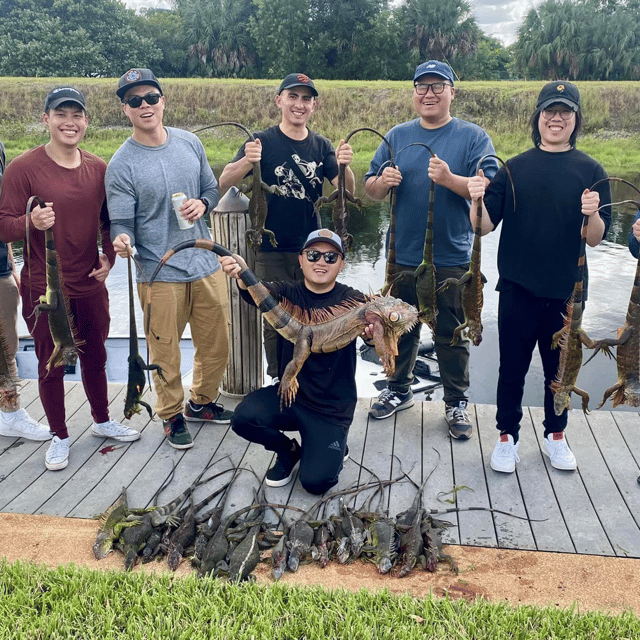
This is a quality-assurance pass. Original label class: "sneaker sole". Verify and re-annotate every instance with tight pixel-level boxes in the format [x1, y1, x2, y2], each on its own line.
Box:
[541, 445, 577, 470]
[490, 461, 515, 473]
[184, 416, 231, 424]
[368, 399, 415, 420]
[45, 458, 69, 471]
[91, 430, 141, 442]
[166, 439, 194, 450]
[265, 473, 295, 488]
[0, 426, 52, 441]
[449, 428, 472, 440]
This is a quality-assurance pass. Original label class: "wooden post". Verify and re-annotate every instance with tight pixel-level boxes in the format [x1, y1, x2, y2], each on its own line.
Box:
[211, 187, 263, 396]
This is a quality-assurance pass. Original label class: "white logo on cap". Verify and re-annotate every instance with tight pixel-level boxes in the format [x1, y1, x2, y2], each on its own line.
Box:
[125, 69, 142, 83]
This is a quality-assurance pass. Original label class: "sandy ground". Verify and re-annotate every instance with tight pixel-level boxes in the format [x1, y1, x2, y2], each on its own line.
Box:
[1, 512, 639, 615]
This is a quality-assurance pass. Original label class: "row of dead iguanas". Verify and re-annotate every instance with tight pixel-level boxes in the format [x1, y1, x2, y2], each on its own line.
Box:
[93, 455, 546, 579]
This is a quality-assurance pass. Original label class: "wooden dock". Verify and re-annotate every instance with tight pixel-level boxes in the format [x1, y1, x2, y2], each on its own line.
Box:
[2, 379, 640, 559]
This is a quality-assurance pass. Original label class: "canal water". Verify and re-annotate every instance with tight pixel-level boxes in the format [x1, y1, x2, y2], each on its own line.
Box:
[12, 174, 640, 412]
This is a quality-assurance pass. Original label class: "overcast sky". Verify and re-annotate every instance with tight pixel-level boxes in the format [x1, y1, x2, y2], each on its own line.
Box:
[125, 0, 534, 47]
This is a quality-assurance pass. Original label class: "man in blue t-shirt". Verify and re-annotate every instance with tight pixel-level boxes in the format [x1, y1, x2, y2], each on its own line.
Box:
[365, 60, 498, 439]
[219, 73, 355, 381]
[0, 140, 51, 441]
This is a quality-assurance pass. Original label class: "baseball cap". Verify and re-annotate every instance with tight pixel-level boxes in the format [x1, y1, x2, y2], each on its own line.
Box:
[413, 60, 455, 85]
[537, 81, 581, 111]
[116, 68, 163, 101]
[44, 86, 86, 112]
[278, 73, 318, 97]
[300, 229, 345, 257]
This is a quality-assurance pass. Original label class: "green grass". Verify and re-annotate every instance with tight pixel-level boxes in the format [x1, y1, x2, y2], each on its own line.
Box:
[1, 559, 639, 639]
[1, 77, 640, 175]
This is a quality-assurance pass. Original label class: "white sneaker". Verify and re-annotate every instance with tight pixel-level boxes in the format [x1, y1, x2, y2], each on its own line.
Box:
[92, 419, 141, 442]
[490, 434, 520, 473]
[0, 408, 52, 441]
[45, 436, 69, 471]
[542, 432, 577, 470]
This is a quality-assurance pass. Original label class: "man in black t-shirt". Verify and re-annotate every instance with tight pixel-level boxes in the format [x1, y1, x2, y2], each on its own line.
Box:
[219, 73, 356, 380]
[220, 229, 366, 494]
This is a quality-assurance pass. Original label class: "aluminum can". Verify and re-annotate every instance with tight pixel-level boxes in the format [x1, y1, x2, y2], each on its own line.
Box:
[171, 192, 194, 229]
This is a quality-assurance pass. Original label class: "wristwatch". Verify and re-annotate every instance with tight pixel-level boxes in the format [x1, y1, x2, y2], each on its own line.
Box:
[199, 197, 210, 213]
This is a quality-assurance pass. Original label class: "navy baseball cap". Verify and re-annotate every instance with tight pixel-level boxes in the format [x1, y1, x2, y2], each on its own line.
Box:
[413, 60, 455, 85]
[537, 81, 581, 111]
[44, 86, 86, 112]
[300, 229, 345, 257]
[278, 73, 318, 97]
[117, 68, 163, 101]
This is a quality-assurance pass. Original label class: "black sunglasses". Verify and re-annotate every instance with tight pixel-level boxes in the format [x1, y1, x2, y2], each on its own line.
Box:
[123, 92, 162, 108]
[303, 249, 342, 264]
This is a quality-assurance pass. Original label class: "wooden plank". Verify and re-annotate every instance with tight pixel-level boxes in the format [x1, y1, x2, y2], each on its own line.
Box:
[584, 409, 640, 557]
[419, 402, 458, 544]
[3, 383, 124, 515]
[0, 382, 96, 510]
[456, 403, 498, 548]
[612, 410, 640, 490]
[515, 407, 574, 553]
[529, 406, 614, 556]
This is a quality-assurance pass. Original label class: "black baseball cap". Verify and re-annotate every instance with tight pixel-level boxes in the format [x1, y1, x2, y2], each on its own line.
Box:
[300, 229, 345, 257]
[537, 81, 581, 111]
[117, 68, 163, 101]
[278, 73, 318, 97]
[44, 86, 86, 112]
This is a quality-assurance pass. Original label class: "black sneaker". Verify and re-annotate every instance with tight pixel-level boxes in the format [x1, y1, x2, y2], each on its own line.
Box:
[344, 445, 350, 462]
[265, 440, 301, 487]
[163, 414, 194, 449]
[445, 401, 473, 440]
[369, 388, 414, 420]
[184, 400, 233, 424]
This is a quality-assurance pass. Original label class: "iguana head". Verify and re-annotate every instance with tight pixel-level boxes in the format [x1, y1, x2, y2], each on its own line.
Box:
[365, 296, 419, 376]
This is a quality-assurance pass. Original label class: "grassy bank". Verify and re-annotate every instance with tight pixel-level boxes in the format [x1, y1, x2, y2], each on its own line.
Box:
[1, 77, 639, 176]
[1, 560, 639, 639]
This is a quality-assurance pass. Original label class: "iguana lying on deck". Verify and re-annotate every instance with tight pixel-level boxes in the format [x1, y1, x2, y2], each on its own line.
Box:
[147, 240, 419, 409]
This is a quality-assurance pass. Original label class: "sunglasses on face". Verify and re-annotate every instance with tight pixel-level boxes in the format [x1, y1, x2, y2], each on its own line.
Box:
[123, 92, 162, 108]
[303, 249, 342, 264]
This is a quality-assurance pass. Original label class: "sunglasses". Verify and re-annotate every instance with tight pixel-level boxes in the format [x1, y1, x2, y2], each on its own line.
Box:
[123, 92, 162, 108]
[303, 249, 342, 264]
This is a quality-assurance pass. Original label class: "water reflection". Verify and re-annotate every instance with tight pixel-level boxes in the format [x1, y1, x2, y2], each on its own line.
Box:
[10, 170, 640, 411]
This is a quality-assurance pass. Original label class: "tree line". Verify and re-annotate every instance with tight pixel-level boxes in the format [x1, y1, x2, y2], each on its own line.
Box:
[0, 0, 638, 81]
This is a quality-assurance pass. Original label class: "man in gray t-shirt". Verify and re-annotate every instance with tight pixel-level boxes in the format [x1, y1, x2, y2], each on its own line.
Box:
[105, 68, 232, 450]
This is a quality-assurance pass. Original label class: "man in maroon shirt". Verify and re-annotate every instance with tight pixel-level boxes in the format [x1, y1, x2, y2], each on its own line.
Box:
[0, 86, 140, 471]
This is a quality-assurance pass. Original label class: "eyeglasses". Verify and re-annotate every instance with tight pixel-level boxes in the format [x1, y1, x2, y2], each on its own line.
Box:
[303, 249, 342, 264]
[414, 82, 451, 95]
[540, 108, 575, 121]
[123, 93, 162, 108]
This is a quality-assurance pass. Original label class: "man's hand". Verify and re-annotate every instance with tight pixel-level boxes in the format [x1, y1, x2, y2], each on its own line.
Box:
[88, 254, 111, 282]
[468, 171, 486, 202]
[428, 155, 453, 186]
[219, 254, 250, 288]
[31, 201, 55, 231]
[244, 138, 262, 164]
[113, 233, 132, 258]
[633, 218, 640, 243]
[335, 139, 353, 166]
[181, 198, 206, 222]
[581, 189, 600, 217]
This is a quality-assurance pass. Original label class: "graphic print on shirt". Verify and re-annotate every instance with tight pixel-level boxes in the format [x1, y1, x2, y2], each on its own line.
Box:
[274, 156, 324, 202]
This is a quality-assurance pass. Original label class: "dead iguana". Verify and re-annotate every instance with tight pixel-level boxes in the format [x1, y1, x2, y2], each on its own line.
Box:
[0, 318, 18, 413]
[193, 121, 281, 250]
[123, 251, 165, 419]
[146, 240, 419, 409]
[27, 196, 79, 371]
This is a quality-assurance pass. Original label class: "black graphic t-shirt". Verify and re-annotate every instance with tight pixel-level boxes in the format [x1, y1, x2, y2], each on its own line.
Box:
[231, 125, 339, 252]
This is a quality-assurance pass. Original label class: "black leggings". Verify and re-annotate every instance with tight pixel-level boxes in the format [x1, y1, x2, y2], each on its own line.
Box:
[231, 385, 349, 495]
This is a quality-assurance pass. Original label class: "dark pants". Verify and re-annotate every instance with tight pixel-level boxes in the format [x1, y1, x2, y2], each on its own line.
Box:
[231, 385, 348, 495]
[389, 264, 470, 405]
[496, 281, 568, 439]
[22, 287, 111, 439]
[255, 251, 304, 379]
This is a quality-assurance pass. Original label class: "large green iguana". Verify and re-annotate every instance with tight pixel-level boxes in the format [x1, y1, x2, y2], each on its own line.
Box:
[146, 240, 419, 409]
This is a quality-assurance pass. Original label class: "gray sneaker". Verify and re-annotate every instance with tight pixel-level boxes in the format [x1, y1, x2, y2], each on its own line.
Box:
[369, 388, 414, 419]
[445, 401, 473, 439]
